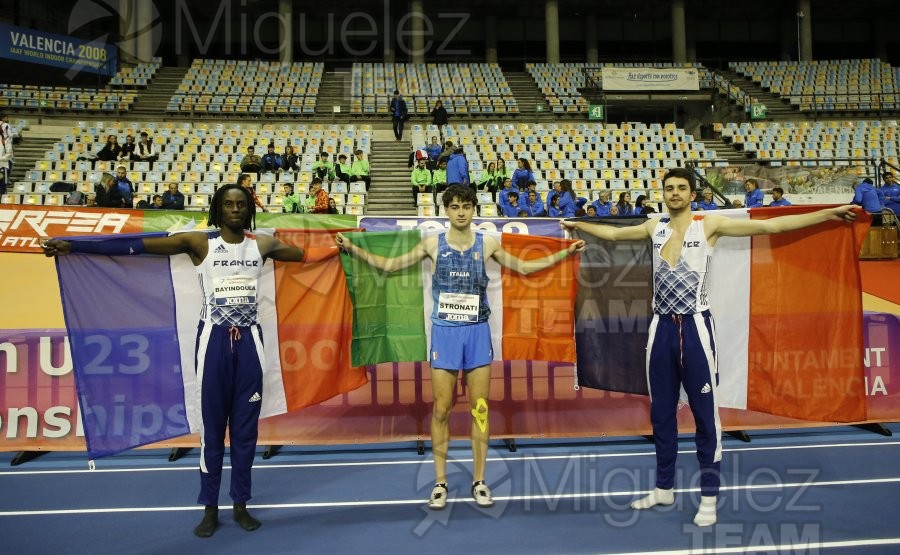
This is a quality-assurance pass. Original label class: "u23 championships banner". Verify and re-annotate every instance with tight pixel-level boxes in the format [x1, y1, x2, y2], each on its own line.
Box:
[601, 67, 700, 91]
[0, 23, 117, 77]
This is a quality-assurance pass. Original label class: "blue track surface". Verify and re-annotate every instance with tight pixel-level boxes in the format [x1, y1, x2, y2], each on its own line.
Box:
[2, 425, 899, 554]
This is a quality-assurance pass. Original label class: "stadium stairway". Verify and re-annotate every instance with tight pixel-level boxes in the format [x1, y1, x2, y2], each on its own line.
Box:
[704, 137, 752, 164]
[717, 69, 799, 120]
[7, 126, 65, 186]
[130, 67, 190, 116]
[365, 135, 417, 216]
[315, 70, 351, 117]
[505, 71, 552, 120]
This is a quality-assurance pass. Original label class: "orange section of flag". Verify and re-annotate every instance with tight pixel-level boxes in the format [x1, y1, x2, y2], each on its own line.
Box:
[747, 206, 871, 422]
[273, 229, 368, 411]
[500, 233, 579, 363]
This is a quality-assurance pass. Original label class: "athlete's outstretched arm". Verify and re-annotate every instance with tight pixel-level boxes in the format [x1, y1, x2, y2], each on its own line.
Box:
[708, 205, 858, 238]
[44, 232, 208, 262]
[486, 235, 584, 275]
[335, 232, 433, 272]
[561, 219, 654, 242]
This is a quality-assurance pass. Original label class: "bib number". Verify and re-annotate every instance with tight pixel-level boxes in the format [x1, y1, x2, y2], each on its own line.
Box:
[437, 292, 479, 322]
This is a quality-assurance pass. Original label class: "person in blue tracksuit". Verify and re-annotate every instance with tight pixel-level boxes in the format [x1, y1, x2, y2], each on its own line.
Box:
[522, 189, 546, 216]
[511, 158, 535, 190]
[591, 190, 613, 216]
[744, 178, 765, 208]
[555, 179, 577, 217]
[697, 188, 718, 211]
[882, 173, 900, 214]
[446, 148, 470, 188]
[852, 178, 884, 213]
[42, 184, 328, 538]
[337, 185, 584, 512]
[563, 167, 858, 528]
[497, 178, 515, 212]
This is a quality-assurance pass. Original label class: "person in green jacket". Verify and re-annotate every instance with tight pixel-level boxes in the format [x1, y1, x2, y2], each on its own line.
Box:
[349, 149, 371, 191]
[494, 156, 509, 193]
[312, 152, 335, 184]
[477, 162, 498, 192]
[411, 151, 433, 202]
[432, 159, 448, 194]
[282, 183, 304, 213]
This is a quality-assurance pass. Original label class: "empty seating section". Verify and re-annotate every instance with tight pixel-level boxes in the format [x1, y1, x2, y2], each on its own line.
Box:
[0, 85, 137, 113]
[11, 121, 371, 213]
[108, 59, 163, 88]
[411, 122, 720, 214]
[167, 60, 323, 116]
[730, 59, 900, 111]
[350, 63, 517, 115]
[720, 120, 899, 167]
[527, 63, 713, 114]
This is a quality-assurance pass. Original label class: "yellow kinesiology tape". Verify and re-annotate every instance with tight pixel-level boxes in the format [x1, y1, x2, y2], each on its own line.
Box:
[471, 398, 488, 433]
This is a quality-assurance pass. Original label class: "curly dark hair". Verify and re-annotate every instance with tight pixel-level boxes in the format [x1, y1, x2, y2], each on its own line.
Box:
[208, 183, 256, 230]
[442, 184, 477, 207]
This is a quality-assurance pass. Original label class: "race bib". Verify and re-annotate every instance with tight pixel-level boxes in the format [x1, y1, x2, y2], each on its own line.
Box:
[437, 292, 480, 322]
[213, 275, 257, 306]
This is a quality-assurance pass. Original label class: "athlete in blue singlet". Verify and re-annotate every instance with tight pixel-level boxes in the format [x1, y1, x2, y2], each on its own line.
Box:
[43, 184, 329, 538]
[337, 184, 584, 511]
[563, 168, 858, 527]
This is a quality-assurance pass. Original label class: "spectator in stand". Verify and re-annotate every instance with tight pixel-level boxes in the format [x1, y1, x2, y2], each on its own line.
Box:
[438, 141, 455, 165]
[697, 188, 718, 211]
[555, 179, 577, 218]
[162, 183, 185, 210]
[511, 158, 535, 191]
[95, 135, 122, 162]
[425, 136, 442, 170]
[547, 191, 561, 217]
[114, 165, 135, 208]
[312, 152, 335, 184]
[328, 197, 340, 214]
[137, 132, 158, 164]
[238, 173, 267, 212]
[730, 198, 744, 208]
[282, 145, 300, 172]
[334, 154, 352, 186]
[501, 191, 521, 217]
[240, 146, 262, 175]
[744, 178, 764, 208]
[616, 191, 634, 216]
[635, 195, 653, 215]
[769, 187, 792, 207]
[498, 178, 515, 212]
[0, 119, 13, 194]
[431, 100, 449, 141]
[592, 190, 613, 216]
[149, 194, 164, 209]
[851, 178, 883, 213]
[446, 147, 469, 188]
[261, 144, 283, 173]
[94, 172, 123, 208]
[432, 159, 449, 194]
[389, 90, 408, 141]
[883, 173, 900, 214]
[307, 177, 330, 213]
[119, 134, 138, 161]
[349, 149, 371, 191]
[477, 162, 498, 192]
[282, 183, 304, 213]
[522, 189, 546, 216]
[586, 205, 597, 217]
[411, 151, 433, 201]
[495, 157, 509, 191]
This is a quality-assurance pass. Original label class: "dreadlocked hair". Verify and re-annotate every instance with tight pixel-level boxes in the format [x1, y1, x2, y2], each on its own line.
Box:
[207, 183, 256, 230]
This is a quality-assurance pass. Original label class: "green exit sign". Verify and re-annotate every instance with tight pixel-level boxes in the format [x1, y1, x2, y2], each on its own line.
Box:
[750, 104, 767, 120]
[588, 104, 605, 120]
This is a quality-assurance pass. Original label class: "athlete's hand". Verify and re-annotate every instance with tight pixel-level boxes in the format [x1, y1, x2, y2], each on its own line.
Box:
[560, 220, 579, 232]
[41, 239, 71, 257]
[568, 240, 585, 254]
[335, 232, 351, 252]
[828, 205, 859, 223]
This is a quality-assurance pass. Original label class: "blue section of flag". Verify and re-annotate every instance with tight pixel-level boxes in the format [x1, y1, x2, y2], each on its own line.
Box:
[56, 246, 191, 458]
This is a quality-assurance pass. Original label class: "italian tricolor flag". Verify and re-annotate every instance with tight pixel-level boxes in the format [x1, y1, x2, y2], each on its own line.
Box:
[339, 230, 581, 366]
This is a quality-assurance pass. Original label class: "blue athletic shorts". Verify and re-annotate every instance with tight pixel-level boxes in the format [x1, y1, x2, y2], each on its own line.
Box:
[430, 321, 493, 371]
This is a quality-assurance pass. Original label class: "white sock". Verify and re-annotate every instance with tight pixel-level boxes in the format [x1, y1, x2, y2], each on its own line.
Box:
[693, 495, 717, 527]
[631, 487, 675, 510]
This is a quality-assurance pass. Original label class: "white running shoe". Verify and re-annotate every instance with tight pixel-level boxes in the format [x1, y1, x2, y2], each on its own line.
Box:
[471, 480, 494, 508]
[428, 483, 448, 510]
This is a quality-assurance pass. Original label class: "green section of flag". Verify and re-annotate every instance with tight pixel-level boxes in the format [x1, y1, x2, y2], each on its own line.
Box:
[340, 230, 427, 366]
[141, 211, 357, 232]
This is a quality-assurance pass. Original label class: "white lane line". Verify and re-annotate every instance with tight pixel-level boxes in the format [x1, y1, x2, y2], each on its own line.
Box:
[2, 440, 899, 476]
[1, 476, 899, 517]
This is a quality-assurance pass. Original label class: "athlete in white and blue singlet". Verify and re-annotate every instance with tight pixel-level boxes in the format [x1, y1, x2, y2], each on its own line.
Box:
[337, 184, 584, 511]
[563, 167, 857, 527]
